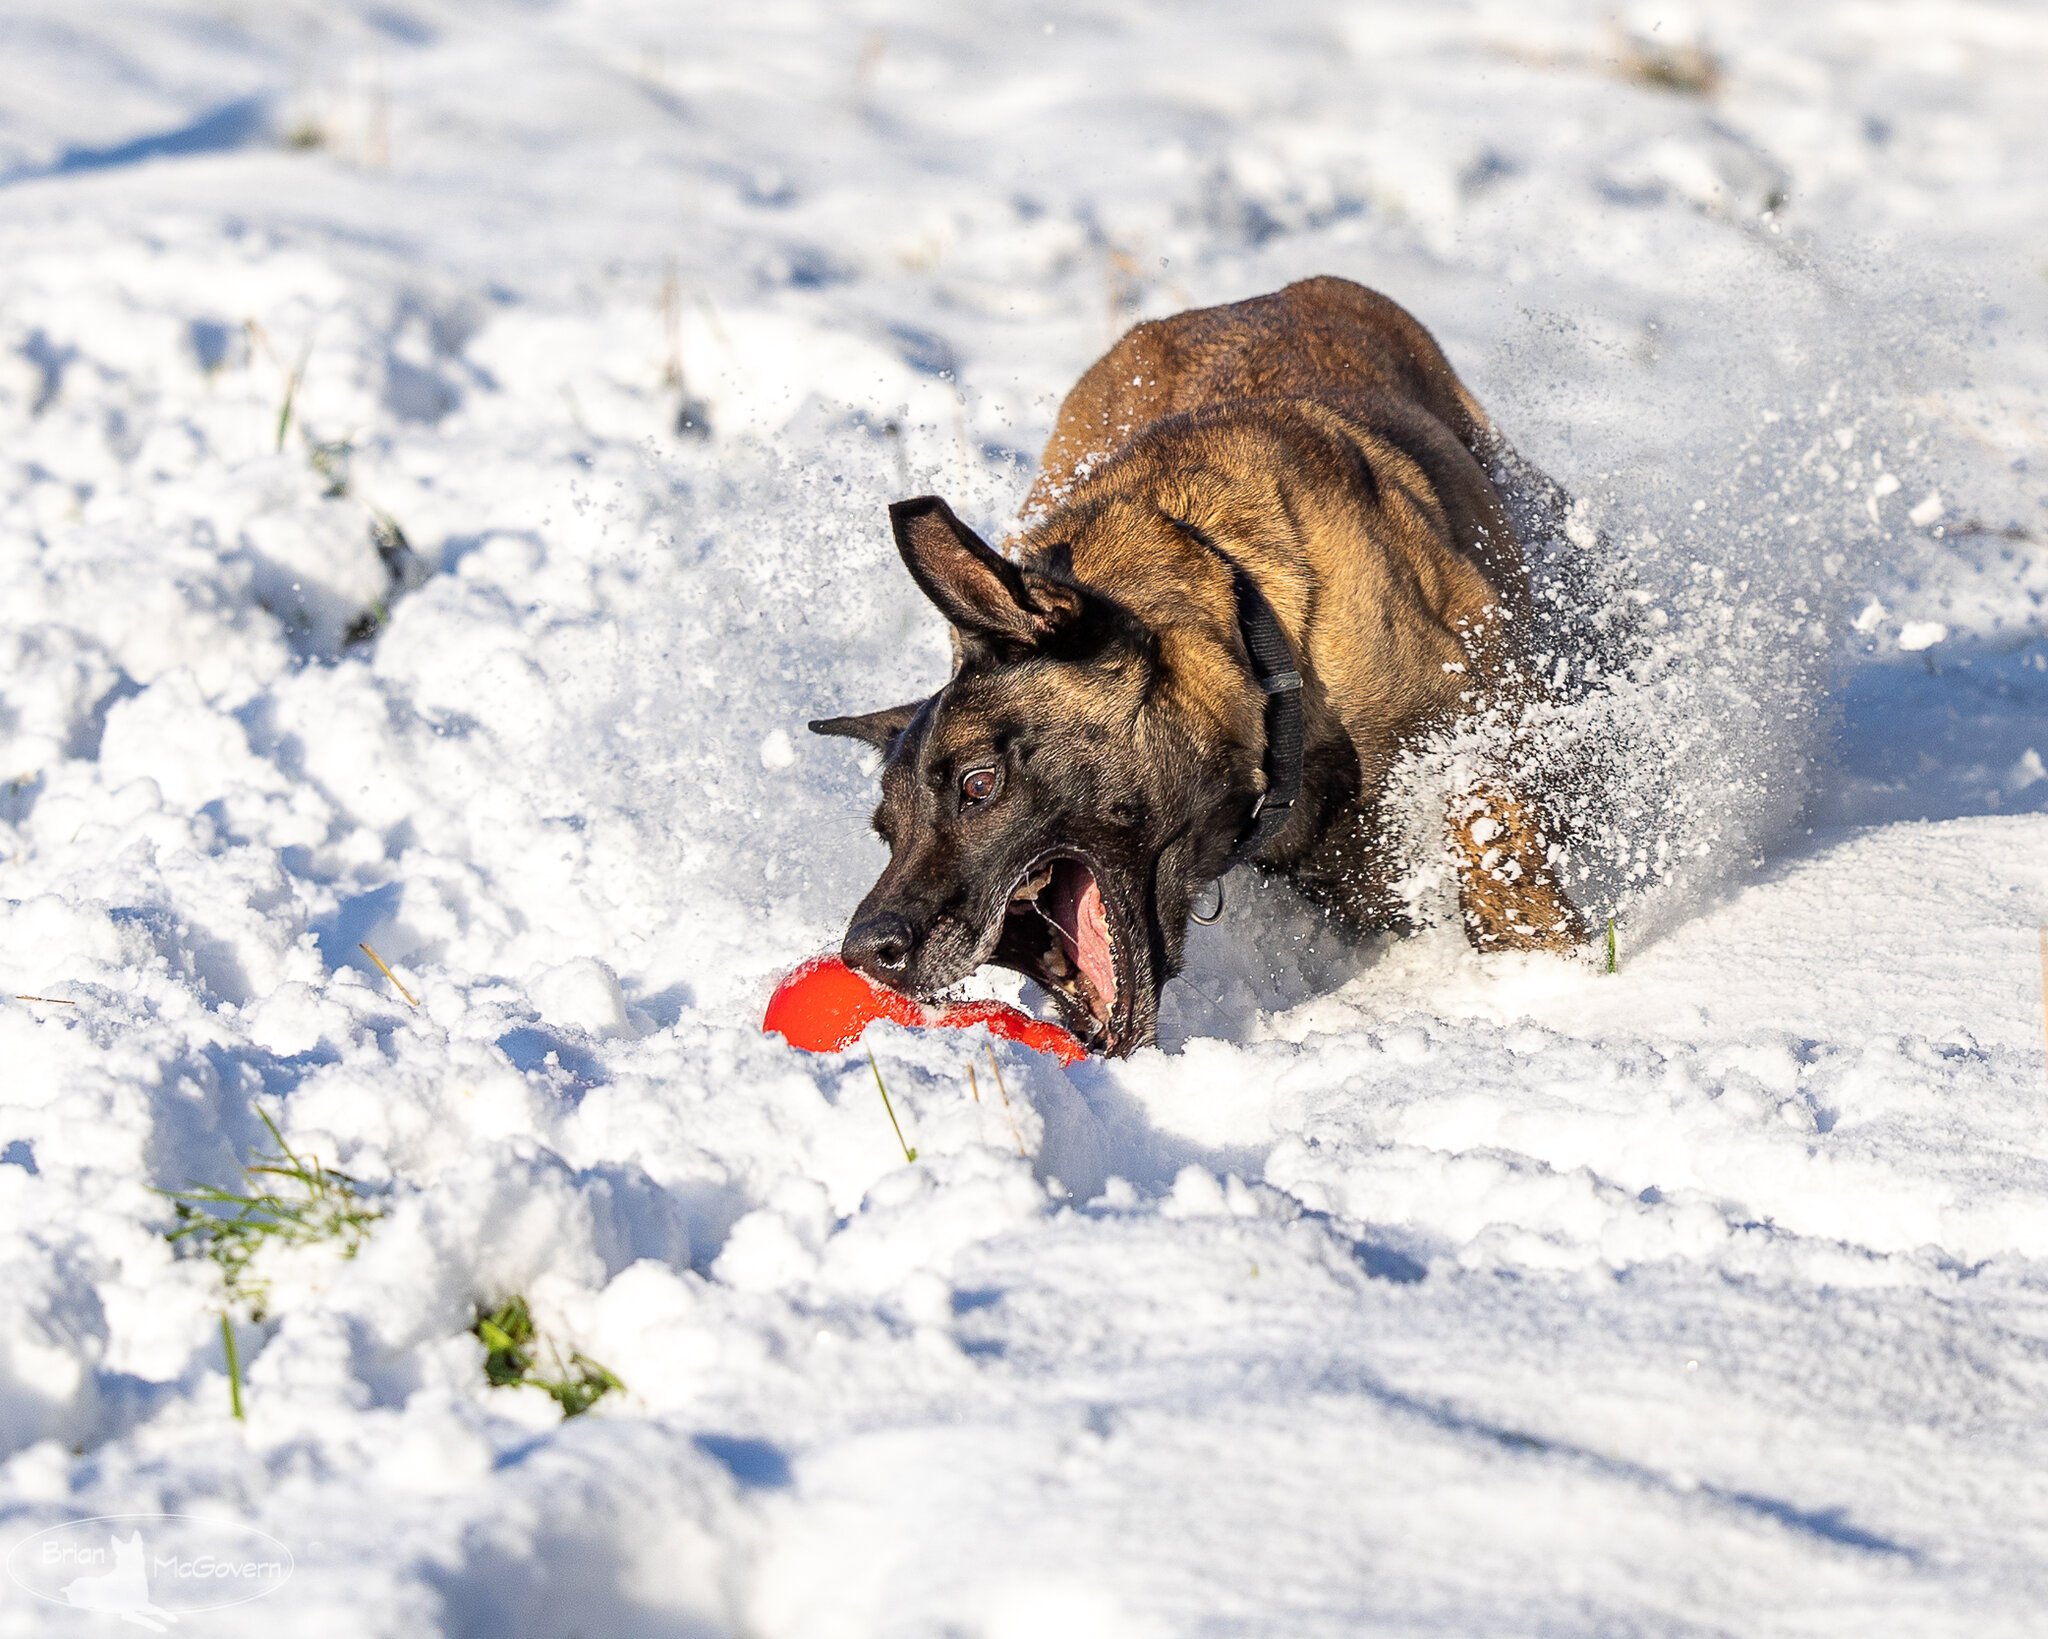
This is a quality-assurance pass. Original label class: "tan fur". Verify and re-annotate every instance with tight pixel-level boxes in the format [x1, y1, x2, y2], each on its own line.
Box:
[1014, 276, 1584, 952]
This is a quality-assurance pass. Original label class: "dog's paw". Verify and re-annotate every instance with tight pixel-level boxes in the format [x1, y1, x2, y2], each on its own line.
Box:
[1449, 787, 1588, 954]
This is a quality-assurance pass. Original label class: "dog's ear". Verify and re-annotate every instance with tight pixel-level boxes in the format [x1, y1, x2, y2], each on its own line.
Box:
[890, 496, 1081, 646]
[808, 700, 921, 751]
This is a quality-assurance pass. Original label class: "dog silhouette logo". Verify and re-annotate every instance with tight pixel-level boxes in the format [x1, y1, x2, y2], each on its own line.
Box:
[59, 1530, 178, 1631]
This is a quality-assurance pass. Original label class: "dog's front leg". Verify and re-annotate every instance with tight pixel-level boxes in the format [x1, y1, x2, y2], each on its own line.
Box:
[1448, 784, 1586, 953]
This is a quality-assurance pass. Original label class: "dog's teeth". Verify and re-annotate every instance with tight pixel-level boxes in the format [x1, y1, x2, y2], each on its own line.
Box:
[1010, 864, 1055, 904]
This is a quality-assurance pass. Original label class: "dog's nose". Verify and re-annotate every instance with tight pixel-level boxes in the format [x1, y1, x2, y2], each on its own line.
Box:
[843, 913, 915, 982]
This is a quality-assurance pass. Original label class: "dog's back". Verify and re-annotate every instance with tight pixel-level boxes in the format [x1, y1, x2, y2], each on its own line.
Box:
[1028, 277, 1493, 512]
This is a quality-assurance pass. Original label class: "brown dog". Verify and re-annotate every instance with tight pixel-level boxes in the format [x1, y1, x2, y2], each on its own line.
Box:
[812, 276, 1588, 1055]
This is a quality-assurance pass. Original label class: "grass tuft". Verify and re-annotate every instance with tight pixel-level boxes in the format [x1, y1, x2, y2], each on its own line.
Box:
[244, 319, 312, 453]
[473, 1296, 623, 1418]
[358, 940, 418, 1007]
[867, 1048, 917, 1163]
[344, 512, 427, 648]
[976, 1047, 1028, 1158]
[309, 438, 352, 497]
[1605, 916, 1619, 975]
[221, 1313, 245, 1421]
[1615, 33, 1722, 97]
[158, 1107, 382, 1323]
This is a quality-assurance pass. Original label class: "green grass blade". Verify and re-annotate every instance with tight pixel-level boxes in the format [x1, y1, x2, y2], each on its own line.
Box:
[221, 1313, 245, 1421]
[867, 1048, 918, 1164]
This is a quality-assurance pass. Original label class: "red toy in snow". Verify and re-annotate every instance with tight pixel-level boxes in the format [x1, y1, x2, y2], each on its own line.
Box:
[762, 956, 1087, 1064]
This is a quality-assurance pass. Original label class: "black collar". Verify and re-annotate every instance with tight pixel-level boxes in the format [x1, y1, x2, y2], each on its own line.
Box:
[1206, 548, 1304, 872]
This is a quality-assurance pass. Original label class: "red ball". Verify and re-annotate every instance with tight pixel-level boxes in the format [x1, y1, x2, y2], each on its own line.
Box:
[762, 956, 1086, 1064]
[761, 956, 922, 1051]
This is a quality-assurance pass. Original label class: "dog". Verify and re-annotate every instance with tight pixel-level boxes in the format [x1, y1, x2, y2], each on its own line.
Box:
[811, 276, 1590, 1055]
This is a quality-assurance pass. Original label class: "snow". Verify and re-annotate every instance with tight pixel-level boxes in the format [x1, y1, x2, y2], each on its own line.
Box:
[1, 1, 2046, 1633]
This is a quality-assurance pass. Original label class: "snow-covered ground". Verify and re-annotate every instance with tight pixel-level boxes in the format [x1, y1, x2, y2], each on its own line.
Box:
[2, 1, 2045, 1633]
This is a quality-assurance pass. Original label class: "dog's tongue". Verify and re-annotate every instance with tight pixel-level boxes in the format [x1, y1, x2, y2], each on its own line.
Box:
[1052, 863, 1116, 1019]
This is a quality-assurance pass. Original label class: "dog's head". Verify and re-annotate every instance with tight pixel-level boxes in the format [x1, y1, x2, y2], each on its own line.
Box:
[811, 496, 1247, 1055]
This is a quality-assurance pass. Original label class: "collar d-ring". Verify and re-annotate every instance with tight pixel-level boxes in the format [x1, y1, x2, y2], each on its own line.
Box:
[1191, 877, 1226, 925]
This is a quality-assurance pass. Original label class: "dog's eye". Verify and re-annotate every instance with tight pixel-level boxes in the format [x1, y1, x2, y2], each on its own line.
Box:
[960, 766, 1001, 805]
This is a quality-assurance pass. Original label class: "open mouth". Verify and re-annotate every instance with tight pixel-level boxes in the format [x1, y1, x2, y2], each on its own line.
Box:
[995, 852, 1129, 1052]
